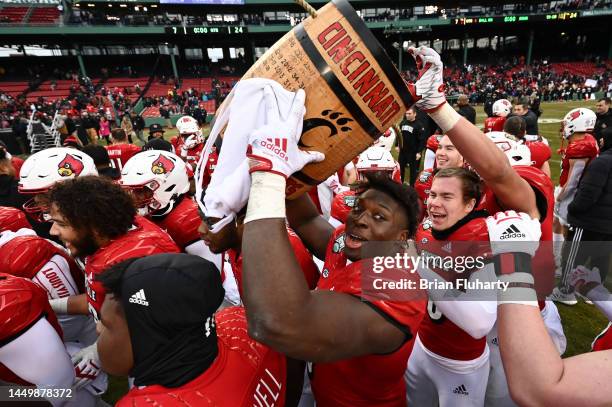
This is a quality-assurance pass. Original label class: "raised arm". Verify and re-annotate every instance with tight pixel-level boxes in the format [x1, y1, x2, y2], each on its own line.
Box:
[242, 87, 409, 362]
[407, 47, 538, 219]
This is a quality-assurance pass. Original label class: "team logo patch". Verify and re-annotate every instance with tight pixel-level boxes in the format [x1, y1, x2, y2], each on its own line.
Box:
[322, 268, 329, 278]
[151, 154, 175, 175]
[332, 234, 345, 253]
[419, 171, 432, 183]
[422, 219, 433, 230]
[57, 154, 84, 177]
[343, 195, 356, 208]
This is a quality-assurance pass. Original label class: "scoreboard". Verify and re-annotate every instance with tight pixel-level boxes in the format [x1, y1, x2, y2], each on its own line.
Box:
[452, 12, 579, 25]
[164, 25, 247, 35]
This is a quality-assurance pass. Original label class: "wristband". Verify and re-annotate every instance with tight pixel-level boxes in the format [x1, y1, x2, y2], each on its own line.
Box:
[498, 272, 538, 307]
[427, 102, 462, 133]
[49, 297, 69, 314]
[245, 171, 286, 223]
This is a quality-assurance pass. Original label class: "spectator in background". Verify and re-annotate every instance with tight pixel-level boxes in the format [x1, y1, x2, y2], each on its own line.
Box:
[99, 116, 111, 145]
[397, 107, 426, 186]
[120, 113, 135, 144]
[511, 100, 539, 135]
[456, 94, 476, 124]
[82, 145, 121, 180]
[159, 106, 171, 129]
[131, 111, 146, 145]
[0, 148, 26, 210]
[595, 98, 612, 150]
[147, 123, 165, 141]
[83, 112, 99, 146]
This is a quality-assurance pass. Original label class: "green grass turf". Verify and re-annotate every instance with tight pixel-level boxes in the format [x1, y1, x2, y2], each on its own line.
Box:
[100, 100, 608, 404]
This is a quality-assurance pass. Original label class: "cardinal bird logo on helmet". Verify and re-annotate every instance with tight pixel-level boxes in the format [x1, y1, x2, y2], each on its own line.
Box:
[57, 154, 84, 177]
[568, 110, 582, 121]
[151, 154, 175, 175]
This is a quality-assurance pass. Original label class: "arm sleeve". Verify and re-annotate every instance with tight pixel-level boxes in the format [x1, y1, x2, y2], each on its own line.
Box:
[0, 318, 74, 406]
[568, 159, 607, 214]
[423, 149, 436, 169]
[418, 265, 497, 339]
[33, 255, 80, 299]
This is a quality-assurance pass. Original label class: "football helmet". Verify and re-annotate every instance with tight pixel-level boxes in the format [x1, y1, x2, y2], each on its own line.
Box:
[176, 115, 203, 149]
[492, 99, 512, 117]
[561, 108, 596, 139]
[18, 147, 98, 217]
[355, 146, 401, 183]
[120, 151, 189, 216]
[486, 132, 531, 166]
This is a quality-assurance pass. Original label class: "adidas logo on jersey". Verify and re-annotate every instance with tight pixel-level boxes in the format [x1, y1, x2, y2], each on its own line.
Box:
[500, 224, 525, 240]
[453, 384, 469, 396]
[129, 289, 149, 306]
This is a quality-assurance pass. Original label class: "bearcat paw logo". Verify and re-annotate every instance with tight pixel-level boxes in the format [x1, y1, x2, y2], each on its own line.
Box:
[299, 110, 354, 149]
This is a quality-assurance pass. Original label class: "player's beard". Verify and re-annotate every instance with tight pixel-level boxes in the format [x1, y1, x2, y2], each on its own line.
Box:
[68, 232, 99, 258]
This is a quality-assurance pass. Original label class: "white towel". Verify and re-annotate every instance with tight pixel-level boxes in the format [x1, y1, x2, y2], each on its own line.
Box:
[195, 78, 302, 234]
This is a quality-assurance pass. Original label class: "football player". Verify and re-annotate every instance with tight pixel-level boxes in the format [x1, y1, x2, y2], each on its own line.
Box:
[106, 128, 141, 171]
[45, 176, 180, 390]
[96, 254, 294, 406]
[484, 99, 512, 133]
[172, 115, 205, 171]
[551, 107, 599, 305]
[240, 86, 427, 406]
[504, 115, 552, 177]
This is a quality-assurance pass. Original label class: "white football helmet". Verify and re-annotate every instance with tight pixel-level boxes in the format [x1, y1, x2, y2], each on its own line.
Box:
[356, 146, 401, 183]
[492, 99, 512, 117]
[120, 151, 189, 216]
[18, 147, 98, 217]
[505, 143, 532, 166]
[176, 115, 203, 149]
[486, 132, 531, 166]
[561, 108, 596, 139]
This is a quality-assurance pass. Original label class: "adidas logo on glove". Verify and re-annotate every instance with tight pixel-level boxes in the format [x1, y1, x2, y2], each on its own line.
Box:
[499, 224, 526, 240]
[259, 138, 288, 162]
[129, 289, 149, 306]
[453, 384, 469, 396]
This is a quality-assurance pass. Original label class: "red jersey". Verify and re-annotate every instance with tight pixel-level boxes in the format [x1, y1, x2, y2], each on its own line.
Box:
[0, 206, 31, 232]
[152, 197, 201, 250]
[559, 134, 598, 187]
[106, 143, 141, 170]
[0, 274, 62, 385]
[200, 146, 218, 188]
[85, 216, 180, 321]
[330, 190, 356, 224]
[525, 140, 551, 169]
[177, 142, 205, 172]
[227, 227, 319, 298]
[592, 323, 612, 352]
[11, 156, 24, 179]
[311, 226, 426, 407]
[484, 116, 506, 133]
[416, 217, 493, 361]
[116, 307, 287, 407]
[414, 169, 434, 219]
[479, 166, 555, 300]
[0, 235, 85, 295]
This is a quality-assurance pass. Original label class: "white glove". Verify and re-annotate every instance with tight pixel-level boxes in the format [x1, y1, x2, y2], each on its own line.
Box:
[247, 86, 325, 178]
[569, 265, 602, 288]
[407, 46, 447, 112]
[71, 343, 101, 390]
[485, 210, 541, 257]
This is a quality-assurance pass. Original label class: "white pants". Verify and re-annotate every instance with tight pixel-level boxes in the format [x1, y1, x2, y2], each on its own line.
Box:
[405, 335, 490, 407]
[485, 301, 566, 406]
